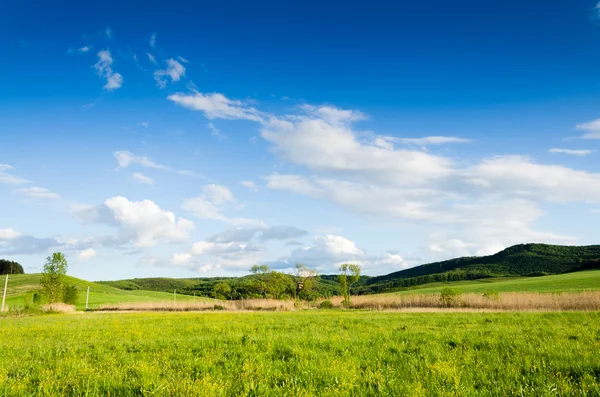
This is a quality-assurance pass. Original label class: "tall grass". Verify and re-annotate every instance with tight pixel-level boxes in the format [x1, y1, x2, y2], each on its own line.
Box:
[94, 291, 600, 312]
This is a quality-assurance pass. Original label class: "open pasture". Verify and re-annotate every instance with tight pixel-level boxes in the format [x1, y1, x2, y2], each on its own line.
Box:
[0, 311, 599, 396]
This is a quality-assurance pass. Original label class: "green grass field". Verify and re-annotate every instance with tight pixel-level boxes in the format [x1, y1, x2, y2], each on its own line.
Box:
[389, 270, 600, 295]
[1, 274, 211, 310]
[0, 311, 598, 396]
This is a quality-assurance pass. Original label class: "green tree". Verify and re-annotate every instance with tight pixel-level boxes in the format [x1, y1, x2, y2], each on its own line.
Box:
[213, 282, 232, 300]
[295, 263, 319, 301]
[40, 252, 68, 303]
[0, 259, 24, 275]
[250, 265, 271, 298]
[338, 263, 361, 307]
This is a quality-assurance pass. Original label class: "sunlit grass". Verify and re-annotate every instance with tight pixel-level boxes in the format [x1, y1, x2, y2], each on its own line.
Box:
[0, 311, 598, 396]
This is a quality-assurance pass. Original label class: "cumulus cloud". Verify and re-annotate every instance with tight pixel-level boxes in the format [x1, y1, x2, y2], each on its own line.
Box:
[269, 234, 407, 274]
[0, 229, 61, 255]
[72, 197, 194, 248]
[154, 59, 186, 89]
[94, 50, 123, 91]
[170, 91, 598, 260]
[168, 92, 265, 122]
[0, 165, 29, 185]
[132, 172, 154, 185]
[16, 187, 60, 199]
[549, 148, 593, 156]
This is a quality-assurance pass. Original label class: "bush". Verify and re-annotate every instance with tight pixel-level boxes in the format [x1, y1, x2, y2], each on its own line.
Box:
[483, 290, 500, 300]
[213, 305, 225, 311]
[318, 300, 334, 309]
[439, 288, 461, 307]
[63, 285, 79, 305]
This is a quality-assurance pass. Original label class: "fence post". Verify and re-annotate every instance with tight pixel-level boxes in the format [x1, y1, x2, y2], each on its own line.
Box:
[1, 275, 7, 312]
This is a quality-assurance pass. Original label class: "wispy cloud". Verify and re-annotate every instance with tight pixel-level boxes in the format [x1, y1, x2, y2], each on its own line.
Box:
[576, 118, 600, 139]
[132, 172, 155, 185]
[168, 92, 265, 122]
[16, 187, 61, 199]
[149, 32, 157, 48]
[549, 148, 594, 156]
[154, 59, 186, 89]
[147, 53, 157, 65]
[94, 50, 123, 91]
[208, 123, 226, 140]
[114, 151, 170, 170]
[394, 136, 472, 146]
[0, 165, 29, 185]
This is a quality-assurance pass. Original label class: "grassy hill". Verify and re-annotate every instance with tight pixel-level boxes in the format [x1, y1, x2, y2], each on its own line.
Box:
[2, 274, 211, 310]
[386, 270, 600, 295]
[362, 244, 600, 294]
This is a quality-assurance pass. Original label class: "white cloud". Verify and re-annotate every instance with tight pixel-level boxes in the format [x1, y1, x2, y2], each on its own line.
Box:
[269, 234, 408, 274]
[261, 113, 453, 186]
[0, 228, 61, 255]
[168, 92, 265, 122]
[147, 53, 157, 65]
[114, 151, 169, 170]
[72, 197, 194, 248]
[208, 123, 226, 140]
[77, 248, 96, 261]
[177, 170, 202, 178]
[394, 136, 471, 146]
[0, 165, 29, 185]
[154, 59, 186, 89]
[177, 56, 189, 63]
[78, 46, 91, 53]
[94, 50, 123, 91]
[576, 118, 600, 139]
[204, 184, 234, 204]
[149, 32, 157, 48]
[140, 122, 149, 127]
[240, 181, 258, 191]
[182, 184, 261, 226]
[132, 172, 154, 185]
[17, 187, 61, 200]
[549, 148, 594, 156]
[592, 209, 600, 215]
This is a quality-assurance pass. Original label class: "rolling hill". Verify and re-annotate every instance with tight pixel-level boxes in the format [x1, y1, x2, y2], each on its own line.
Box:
[2, 274, 211, 310]
[360, 243, 600, 294]
[98, 244, 600, 297]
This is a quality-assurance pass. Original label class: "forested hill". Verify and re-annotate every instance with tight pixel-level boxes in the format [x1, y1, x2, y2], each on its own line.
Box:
[361, 244, 600, 293]
[99, 244, 600, 297]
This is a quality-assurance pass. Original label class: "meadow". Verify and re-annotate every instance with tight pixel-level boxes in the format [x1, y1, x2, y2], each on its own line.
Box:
[1, 274, 211, 311]
[0, 311, 599, 396]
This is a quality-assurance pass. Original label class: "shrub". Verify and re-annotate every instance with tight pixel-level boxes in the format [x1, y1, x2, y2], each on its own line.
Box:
[483, 290, 500, 300]
[63, 285, 79, 305]
[213, 305, 225, 311]
[439, 288, 461, 307]
[318, 300, 334, 309]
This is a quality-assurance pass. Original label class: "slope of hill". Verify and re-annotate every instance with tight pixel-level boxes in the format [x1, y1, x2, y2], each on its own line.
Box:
[361, 244, 600, 293]
[386, 270, 600, 295]
[2, 274, 211, 310]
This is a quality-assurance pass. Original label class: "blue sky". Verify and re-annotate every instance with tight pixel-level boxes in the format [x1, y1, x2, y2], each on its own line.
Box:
[1, 0, 600, 280]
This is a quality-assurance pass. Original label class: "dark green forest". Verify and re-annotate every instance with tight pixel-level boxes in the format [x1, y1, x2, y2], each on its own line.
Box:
[99, 243, 600, 298]
[0, 260, 24, 275]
